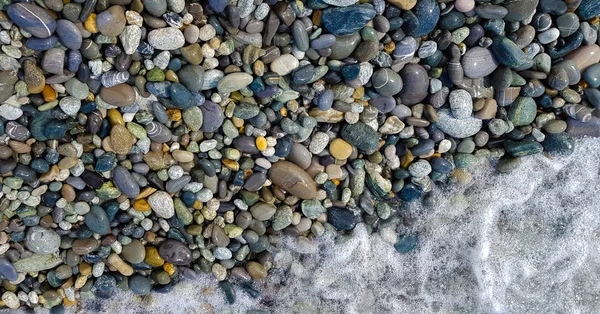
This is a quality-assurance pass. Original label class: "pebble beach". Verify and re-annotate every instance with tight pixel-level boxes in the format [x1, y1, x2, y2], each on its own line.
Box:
[0, 0, 599, 312]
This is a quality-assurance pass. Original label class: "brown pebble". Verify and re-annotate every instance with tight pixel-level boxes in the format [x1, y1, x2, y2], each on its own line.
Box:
[8, 141, 31, 154]
[72, 238, 100, 255]
[0, 146, 12, 159]
[100, 83, 136, 107]
[61, 184, 76, 202]
[246, 261, 267, 280]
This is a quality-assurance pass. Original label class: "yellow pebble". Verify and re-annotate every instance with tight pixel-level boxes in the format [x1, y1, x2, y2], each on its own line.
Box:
[255, 136, 267, 151]
[63, 298, 77, 307]
[280, 107, 287, 116]
[332, 179, 340, 186]
[145, 247, 165, 267]
[401, 150, 414, 168]
[133, 199, 151, 212]
[222, 159, 239, 171]
[86, 92, 95, 102]
[193, 200, 203, 210]
[238, 126, 245, 133]
[384, 42, 395, 54]
[84, 13, 98, 33]
[230, 91, 243, 101]
[163, 262, 176, 276]
[107, 109, 124, 126]
[167, 109, 182, 121]
[329, 138, 352, 160]
[352, 86, 365, 99]
[79, 263, 91, 276]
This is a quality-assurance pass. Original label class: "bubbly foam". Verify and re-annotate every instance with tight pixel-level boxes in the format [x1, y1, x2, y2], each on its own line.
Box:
[10, 138, 600, 314]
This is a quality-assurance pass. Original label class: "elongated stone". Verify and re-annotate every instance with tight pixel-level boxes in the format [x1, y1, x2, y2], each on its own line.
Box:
[13, 254, 63, 273]
[269, 161, 317, 199]
[321, 5, 376, 36]
[112, 166, 140, 198]
[217, 72, 253, 93]
[7, 3, 57, 38]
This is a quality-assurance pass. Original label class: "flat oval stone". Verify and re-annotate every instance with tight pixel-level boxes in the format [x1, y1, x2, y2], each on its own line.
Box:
[100, 84, 136, 107]
[112, 166, 140, 198]
[7, 3, 57, 39]
[287, 143, 312, 169]
[269, 161, 317, 199]
[329, 33, 361, 60]
[291, 20, 309, 52]
[217, 72, 253, 93]
[158, 239, 192, 265]
[85, 206, 111, 235]
[462, 47, 498, 78]
[490, 36, 528, 68]
[244, 172, 267, 191]
[96, 5, 126, 37]
[372, 68, 402, 97]
[321, 4, 376, 36]
[435, 108, 482, 138]
[404, 0, 440, 37]
[270, 54, 300, 76]
[148, 191, 174, 218]
[508, 96, 536, 126]
[0, 258, 18, 281]
[503, 0, 539, 22]
[148, 27, 185, 50]
[583, 63, 600, 88]
[13, 254, 63, 273]
[122, 239, 146, 264]
[564, 44, 600, 71]
[200, 101, 224, 132]
[327, 207, 356, 230]
[26, 226, 61, 254]
[129, 275, 151, 296]
[250, 202, 276, 221]
[178, 64, 204, 92]
[398, 64, 429, 105]
[56, 19, 82, 50]
[341, 121, 379, 151]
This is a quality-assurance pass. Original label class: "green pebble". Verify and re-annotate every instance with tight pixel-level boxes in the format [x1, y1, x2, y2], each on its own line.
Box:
[3, 177, 23, 189]
[147, 68, 165, 82]
[157, 169, 169, 181]
[174, 198, 193, 225]
[127, 122, 147, 139]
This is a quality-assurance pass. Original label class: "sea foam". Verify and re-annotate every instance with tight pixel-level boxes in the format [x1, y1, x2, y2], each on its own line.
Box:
[10, 138, 600, 314]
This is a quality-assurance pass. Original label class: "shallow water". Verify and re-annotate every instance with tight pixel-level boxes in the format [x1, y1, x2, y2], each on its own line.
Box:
[10, 137, 600, 314]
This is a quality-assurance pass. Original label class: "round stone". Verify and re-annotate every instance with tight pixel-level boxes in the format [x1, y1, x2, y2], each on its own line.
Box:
[329, 139, 352, 160]
[372, 68, 403, 97]
[462, 47, 499, 78]
[26, 226, 61, 254]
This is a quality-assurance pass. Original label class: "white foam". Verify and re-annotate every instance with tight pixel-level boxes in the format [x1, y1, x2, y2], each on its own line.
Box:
[11, 138, 600, 314]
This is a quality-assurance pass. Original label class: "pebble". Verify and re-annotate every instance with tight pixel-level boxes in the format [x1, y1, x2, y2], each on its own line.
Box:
[269, 161, 317, 199]
[26, 226, 61, 254]
[148, 27, 185, 50]
[148, 191, 174, 218]
[7, 3, 57, 38]
[462, 47, 499, 78]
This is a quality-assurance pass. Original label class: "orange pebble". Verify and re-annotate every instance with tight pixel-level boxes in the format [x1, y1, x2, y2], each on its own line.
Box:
[167, 109, 182, 121]
[42, 85, 56, 102]
[280, 107, 287, 117]
[163, 262, 176, 276]
[332, 179, 340, 186]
